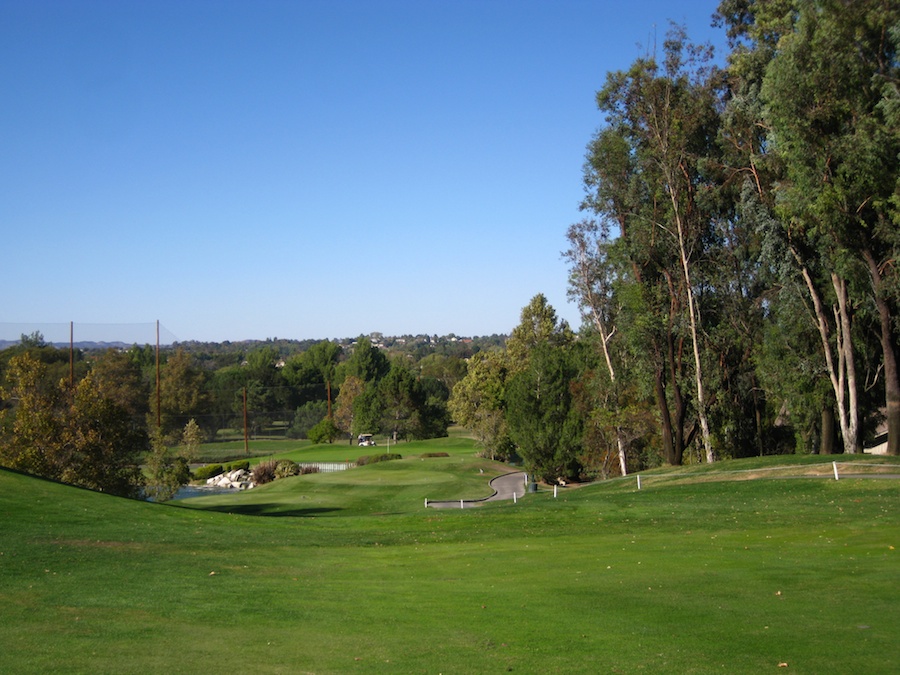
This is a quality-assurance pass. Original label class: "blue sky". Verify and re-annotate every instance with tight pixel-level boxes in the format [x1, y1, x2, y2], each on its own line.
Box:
[1, 0, 725, 343]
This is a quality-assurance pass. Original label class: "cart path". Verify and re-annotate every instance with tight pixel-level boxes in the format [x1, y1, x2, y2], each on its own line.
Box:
[425, 471, 527, 509]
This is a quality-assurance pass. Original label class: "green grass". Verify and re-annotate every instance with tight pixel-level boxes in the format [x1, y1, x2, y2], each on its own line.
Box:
[1, 448, 899, 674]
[181, 452, 512, 516]
[192, 438, 312, 463]
[192, 426, 478, 464]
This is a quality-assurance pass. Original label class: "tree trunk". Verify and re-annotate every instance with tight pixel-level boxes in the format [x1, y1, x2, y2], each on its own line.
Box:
[820, 405, 836, 455]
[655, 369, 677, 465]
[863, 250, 900, 456]
[832, 274, 860, 454]
[570, 227, 629, 473]
[674, 212, 714, 463]
[616, 426, 628, 476]
[795, 257, 860, 455]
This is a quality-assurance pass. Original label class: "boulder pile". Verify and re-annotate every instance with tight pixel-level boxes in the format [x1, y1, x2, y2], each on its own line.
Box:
[206, 468, 254, 490]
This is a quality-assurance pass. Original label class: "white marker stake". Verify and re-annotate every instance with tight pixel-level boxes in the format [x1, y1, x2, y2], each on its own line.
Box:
[833, 461, 839, 481]
[425, 498, 428, 508]
[460, 500, 464, 509]
[554, 485, 558, 499]
[513, 492, 517, 504]
[637, 475, 642, 490]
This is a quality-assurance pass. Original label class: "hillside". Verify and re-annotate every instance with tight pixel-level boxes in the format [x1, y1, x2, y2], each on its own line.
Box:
[2, 454, 899, 673]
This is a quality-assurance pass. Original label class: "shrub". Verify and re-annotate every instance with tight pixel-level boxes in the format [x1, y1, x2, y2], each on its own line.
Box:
[419, 452, 450, 458]
[308, 417, 341, 444]
[226, 460, 249, 472]
[275, 459, 300, 479]
[193, 464, 224, 481]
[251, 460, 278, 485]
[300, 465, 320, 475]
[356, 453, 402, 466]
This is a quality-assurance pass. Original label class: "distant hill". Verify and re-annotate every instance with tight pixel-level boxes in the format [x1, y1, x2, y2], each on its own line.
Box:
[0, 340, 133, 351]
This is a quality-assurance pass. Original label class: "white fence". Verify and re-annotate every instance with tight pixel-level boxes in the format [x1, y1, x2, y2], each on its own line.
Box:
[299, 462, 355, 473]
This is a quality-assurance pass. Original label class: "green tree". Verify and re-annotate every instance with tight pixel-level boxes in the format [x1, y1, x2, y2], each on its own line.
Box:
[334, 375, 366, 442]
[417, 353, 468, 394]
[599, 27, 724, 463]
[565, 219, 634, 474]
[505, 294, 573, 370]
[341, 337, 390, 383]
[717, 0, 900, 455]
[376, 362, 449, 441]
[760, 0, 900, 454]
[241, 346, 289, 430]
[288, 401, 328, 439]
[378, 363, 422, 441]
[62, 375, 146, 497]
[352, 386, 383, 438]
[308, 416, 341, 444]
[145, 430, 190, 502]
[180, 417, 203, 463]
[581, 29, 726, 465]
[150, 349, 209, 442]
[304, 341, 342, 416]
[0, 354, 145, 497]
[448, 350, 515, 460]
[0, 336, 86, 405]
[206, 365, 245, 434]
[0, 352, 66, 479]
[91, 347, 150, 419]
[506, 342, 583, 483]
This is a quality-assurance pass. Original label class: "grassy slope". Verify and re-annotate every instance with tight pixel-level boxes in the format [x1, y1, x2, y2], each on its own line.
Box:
[1, 448, 899, 674]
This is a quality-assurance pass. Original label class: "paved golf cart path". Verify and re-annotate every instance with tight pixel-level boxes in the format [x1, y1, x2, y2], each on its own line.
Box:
[425, 471, 527, 509]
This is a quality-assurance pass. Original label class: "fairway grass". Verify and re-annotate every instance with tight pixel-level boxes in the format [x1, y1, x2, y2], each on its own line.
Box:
[1, 451, 899, 673]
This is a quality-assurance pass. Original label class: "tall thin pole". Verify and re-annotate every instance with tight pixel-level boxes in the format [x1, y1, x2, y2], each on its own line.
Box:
[243, 387, 250, 455]
[69, 321, 74, 388]
[156, 320, 161, 430]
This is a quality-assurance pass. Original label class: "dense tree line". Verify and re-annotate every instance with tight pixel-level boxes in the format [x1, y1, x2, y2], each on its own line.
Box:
[450, 0, 899, 482]
[2, 1, 897, 494]
[0, 331, 481, 494]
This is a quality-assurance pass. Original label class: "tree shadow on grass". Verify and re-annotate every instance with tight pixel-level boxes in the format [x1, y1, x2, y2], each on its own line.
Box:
[180, 504, 343, 518]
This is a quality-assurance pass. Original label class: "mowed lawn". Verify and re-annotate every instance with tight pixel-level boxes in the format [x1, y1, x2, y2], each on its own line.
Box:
[1, 447, 899, 674]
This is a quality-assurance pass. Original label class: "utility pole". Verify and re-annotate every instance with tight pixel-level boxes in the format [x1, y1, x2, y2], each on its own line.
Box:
[156, 320, 161, 430]
[69, 321, 74, 388]
[243, 386, 250, 455]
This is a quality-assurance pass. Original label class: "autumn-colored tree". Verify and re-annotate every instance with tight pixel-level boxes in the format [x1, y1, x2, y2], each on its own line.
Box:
[1, 353, 145, 497]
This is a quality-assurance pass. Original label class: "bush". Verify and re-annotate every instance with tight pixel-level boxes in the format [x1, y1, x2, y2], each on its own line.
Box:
[193, 464, 224, 481]
[275, 459, 300, 478]
[356, 453, 402, 466]
[251, 460, 277, 485]
[300, 465, 320, 475]
[420, 452, 450, 458]
[308, 417, 341, 444]
[226, 460, 249, 472]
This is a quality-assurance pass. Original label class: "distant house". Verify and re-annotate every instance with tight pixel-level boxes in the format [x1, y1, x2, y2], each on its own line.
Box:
[864, 412, 889, 455]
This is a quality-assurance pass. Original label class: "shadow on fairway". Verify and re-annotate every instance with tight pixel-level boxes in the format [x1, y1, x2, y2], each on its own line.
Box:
[187, 504, 343, 517]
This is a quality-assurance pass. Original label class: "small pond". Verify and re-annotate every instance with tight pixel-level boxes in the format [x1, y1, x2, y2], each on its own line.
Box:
[169, 484, 240, 500]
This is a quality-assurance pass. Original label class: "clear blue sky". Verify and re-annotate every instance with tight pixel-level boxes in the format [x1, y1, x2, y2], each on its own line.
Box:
[1, 0, 725, 343]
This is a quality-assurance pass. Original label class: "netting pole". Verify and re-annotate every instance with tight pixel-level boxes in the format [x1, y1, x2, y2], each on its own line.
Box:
[327, 379, 332, 419]
[243, 387, 250, 455]
[156, 320, 161, 430]
[69, 321, 74, 388]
